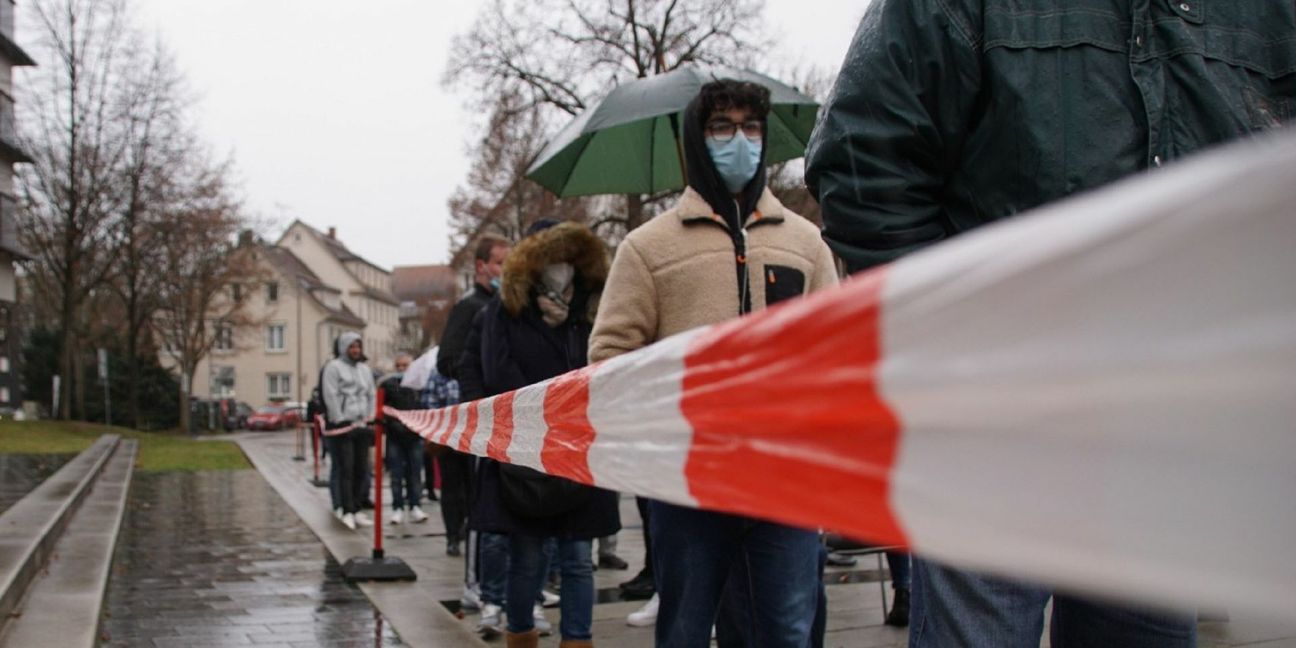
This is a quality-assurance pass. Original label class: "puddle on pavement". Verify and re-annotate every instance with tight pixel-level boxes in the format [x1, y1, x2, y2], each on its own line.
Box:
[0, 453, 75, 515]
[100, 470, 405, 647]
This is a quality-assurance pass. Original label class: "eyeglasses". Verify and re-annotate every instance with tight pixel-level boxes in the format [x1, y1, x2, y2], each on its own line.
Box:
[705, 119, 764, 143]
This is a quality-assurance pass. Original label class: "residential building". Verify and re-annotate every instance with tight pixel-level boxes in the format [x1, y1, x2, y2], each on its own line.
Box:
[0, 1, 34, 413]
[183, 223, 398, 409]
[392, 264, 457, 353]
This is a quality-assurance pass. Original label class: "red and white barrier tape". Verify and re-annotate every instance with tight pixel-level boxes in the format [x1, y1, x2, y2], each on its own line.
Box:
[389, 132, 1296, 617]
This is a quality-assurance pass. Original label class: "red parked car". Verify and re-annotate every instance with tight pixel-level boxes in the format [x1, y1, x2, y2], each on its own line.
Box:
[246, 405, 302, 431]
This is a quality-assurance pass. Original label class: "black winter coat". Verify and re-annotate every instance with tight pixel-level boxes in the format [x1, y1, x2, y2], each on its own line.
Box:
[465, 298, 620, 540]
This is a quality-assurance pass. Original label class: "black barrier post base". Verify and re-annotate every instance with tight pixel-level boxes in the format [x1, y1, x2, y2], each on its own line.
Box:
[342, 552, 417, 582]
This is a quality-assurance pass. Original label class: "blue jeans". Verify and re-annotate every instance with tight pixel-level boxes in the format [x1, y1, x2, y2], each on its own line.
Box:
[384, 433, 423, 510]
[911, 559, 1197, 648]
[651, 501, 820, 648]
[479, 532, 510, 606]
[507, 535, 595, 640]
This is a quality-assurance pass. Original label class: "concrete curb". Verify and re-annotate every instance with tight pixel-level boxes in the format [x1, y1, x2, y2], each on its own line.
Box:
[0, 434, 121, 628]
[237, 435, 488, 647]
[0, 439, 137, 647]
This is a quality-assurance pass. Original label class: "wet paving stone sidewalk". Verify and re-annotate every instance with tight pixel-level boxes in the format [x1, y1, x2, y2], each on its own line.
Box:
[0, 453, 75, 515]
[101, 470, 404, 647]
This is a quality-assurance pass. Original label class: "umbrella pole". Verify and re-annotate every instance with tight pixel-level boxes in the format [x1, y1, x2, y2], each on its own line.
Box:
[669, 113, 687, 183]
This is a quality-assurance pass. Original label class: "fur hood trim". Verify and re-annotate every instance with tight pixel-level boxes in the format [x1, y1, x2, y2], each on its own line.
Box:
[501, 222, 609, 318]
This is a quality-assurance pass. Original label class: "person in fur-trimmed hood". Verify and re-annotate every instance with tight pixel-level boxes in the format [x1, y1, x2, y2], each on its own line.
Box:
[460, 220, 619, 648]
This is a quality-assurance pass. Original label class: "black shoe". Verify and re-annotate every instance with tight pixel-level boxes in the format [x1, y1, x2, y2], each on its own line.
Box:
[619, 569, 655, 600]
[446, 542, 461, 557]
[885, 588, 910, 628]
[361, 499, 375, 510]
[599, 554, 630, 570]
[427, 490, 439, 501]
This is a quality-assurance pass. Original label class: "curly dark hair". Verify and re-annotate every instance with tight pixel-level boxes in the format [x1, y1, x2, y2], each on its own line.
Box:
[695, 79, 771, 126]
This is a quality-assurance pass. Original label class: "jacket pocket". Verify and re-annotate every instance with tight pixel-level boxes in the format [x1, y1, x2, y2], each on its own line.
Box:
[764, 265, 805, 306]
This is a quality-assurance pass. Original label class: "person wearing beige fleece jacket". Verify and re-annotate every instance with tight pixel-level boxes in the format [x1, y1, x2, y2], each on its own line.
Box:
[589, 79, 838, 648]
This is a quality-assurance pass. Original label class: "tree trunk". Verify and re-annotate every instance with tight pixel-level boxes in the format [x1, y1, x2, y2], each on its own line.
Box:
[73, 341, 87, 420]
[178, 368, 192, 434]
[58, 289, 75, 420]
[127, 303, 141, 429]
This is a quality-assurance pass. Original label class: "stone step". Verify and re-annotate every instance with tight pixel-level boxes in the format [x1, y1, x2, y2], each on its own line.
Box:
[0, 434, 121, 634]
[0, 439, 137, 647]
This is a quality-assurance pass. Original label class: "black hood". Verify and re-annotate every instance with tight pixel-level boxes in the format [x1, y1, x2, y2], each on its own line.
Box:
[681, 94, 769, 232]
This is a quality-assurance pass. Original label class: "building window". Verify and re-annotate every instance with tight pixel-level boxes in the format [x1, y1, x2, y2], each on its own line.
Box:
[266, 324, 286, 351]
[0, 356, 8, 373]
[267, 282, 279, 303]
[214, 324, 234, 351]
[0, 387, 9, 404]
[268, 373, 291, 399]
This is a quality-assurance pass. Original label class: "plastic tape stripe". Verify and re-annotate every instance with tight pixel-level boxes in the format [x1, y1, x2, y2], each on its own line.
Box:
[387, 133, 1296, 618]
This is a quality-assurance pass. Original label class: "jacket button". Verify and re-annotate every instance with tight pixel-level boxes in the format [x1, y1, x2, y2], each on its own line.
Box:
[1178, 2, 1191, 11]
[1134, 35, 1144, 47]
[1153, 155, 1163, 167]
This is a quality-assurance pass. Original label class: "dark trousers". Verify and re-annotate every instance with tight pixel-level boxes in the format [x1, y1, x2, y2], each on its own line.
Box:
[637, 496, 655, 577]
[438, 448, 473, 544]
[327, 428, 371, 514]
[385, 432, 423, 510]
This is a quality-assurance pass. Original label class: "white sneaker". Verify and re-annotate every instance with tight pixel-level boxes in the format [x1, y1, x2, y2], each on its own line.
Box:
[341, 513, 357, 530]
[389, 508, 404, 525]
[627, 593, 659, 627]
[334, 508, 343, 521]
[477, 603, 503, 639]
[541, 589, 560, 608]
[354, 511, 373, 527]
[460, 584, 483, 611]
[408, 505, 429, 523]
[533, 604, 552, 636]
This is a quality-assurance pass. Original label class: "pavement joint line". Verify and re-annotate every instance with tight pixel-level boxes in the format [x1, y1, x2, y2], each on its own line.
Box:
[236, 434, 488, 647]
[0, 434, 121, 634]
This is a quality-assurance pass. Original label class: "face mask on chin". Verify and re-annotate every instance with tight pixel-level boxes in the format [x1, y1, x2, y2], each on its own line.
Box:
[706, 135, 763, 194]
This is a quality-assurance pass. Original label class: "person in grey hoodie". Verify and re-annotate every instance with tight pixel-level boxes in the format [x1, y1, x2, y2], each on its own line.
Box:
[322, 331, 376, 530]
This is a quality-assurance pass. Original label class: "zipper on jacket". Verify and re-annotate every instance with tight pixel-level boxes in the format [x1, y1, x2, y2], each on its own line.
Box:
[735, 200, 751, 316]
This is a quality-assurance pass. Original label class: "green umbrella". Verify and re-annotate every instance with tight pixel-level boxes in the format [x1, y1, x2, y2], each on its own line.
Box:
[526, 65, 819, 197]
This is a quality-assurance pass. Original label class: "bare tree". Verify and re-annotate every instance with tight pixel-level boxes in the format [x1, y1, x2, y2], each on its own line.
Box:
[108, 39, 191, 428]
[17, 0, 136, 419]
[152, 153, 263, 433]
[445, 0, 770, 248]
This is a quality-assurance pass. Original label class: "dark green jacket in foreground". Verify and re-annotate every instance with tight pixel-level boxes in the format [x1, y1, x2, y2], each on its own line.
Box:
[805, 0, 1296, 274]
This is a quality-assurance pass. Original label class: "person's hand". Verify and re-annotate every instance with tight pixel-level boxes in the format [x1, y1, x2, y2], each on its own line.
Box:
[538, 293, 569, 326]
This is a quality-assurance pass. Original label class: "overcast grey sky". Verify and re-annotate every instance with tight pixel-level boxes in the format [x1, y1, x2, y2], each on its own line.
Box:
[109, 1, 870, 269]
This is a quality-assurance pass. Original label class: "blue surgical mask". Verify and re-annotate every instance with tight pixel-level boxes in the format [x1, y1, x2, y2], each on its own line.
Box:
[706, 135, 763, 193]
[489, 277, 501, 292]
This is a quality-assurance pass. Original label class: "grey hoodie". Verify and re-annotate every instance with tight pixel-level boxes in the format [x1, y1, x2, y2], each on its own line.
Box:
[322, 331, 375, 425]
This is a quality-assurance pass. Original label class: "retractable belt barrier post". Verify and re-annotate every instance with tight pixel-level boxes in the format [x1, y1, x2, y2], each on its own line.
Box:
[343, 388, 416, 582]
[309, 416, 328, 488]
[387, 133, 1296, 618]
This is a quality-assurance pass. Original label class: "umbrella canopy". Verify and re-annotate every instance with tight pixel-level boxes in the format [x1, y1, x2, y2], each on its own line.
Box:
[526, 65, 819, 198]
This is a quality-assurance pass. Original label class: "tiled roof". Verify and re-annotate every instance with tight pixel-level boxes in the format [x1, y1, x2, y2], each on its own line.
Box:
[392, 265, 458, 303]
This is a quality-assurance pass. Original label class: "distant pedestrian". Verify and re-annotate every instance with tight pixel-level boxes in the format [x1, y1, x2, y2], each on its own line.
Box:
[590, 78, 840, 647]
[379, 353, 429, 525]
[464, 221, 619, 648]
[321, 332, 376, 531]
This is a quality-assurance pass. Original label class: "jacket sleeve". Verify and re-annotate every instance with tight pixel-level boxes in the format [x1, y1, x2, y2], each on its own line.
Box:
[808, 240, 841, 294]
[361, 367, 377, 423]
[804, 0, 982, 275]
[589, 240, 658, 363]
[456, 309, 487, 402]
[322, 362, 346, 424]
[437, 297, 478, 379]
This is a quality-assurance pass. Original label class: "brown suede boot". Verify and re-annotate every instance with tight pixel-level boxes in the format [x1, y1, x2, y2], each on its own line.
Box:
[506, 629, 540, 648]
[558, 641, 594, 648]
